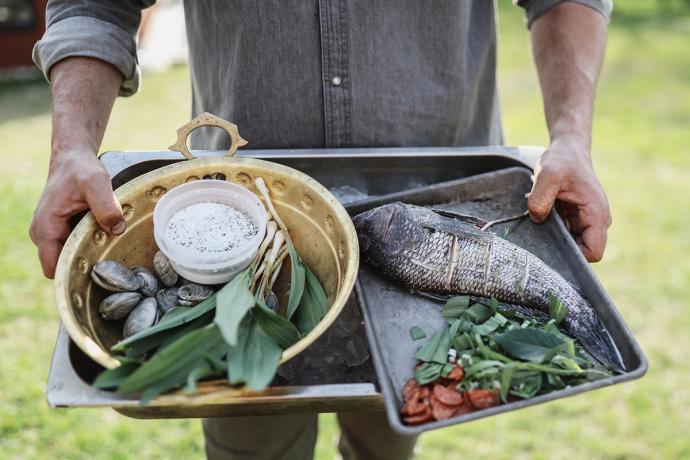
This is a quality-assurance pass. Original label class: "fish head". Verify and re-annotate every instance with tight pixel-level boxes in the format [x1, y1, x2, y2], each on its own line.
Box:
[353, 203, 425, 265]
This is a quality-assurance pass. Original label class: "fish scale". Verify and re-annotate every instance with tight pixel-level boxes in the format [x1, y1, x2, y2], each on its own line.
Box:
[353, 202, 624, 371]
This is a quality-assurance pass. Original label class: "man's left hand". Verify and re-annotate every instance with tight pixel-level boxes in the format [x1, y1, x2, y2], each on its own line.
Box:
[527, 136, 611, 263]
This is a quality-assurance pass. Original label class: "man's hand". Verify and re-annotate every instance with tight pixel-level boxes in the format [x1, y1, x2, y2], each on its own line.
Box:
[527, 136, 610, 262]
[30, 57, 123, 278]
[529, 3, 609, 261]
[29, 150, 124, 278]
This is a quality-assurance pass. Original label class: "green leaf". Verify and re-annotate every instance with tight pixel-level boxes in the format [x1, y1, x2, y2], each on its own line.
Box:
[185, 365, 217, 394]
[461, 303, 493, 324]
[285, 242, 306, 320]
[546, 373, 566, 390]
[227, 316, 282, 390]
[93, 362, 140, 389]
[414, 325, 450, 364]
[409, 326, 426, 341]
[509, 370, 543, 399]
[452, 333, 473, 351]
[499, 364, 515, 402]
[118, 324, 226, 395]
[414, 362, 444, 385]
[547, 292, 569, 325]
[493, 328, 568, 363]
[489, 297, 500, 313]
[215, 270, 255, 346]
[442, 296, 470, 322]
[124, 310, 215, 358]
[112, 279, 227, 352]
[294, 263, 329, 333]
[441, 363, 456, 377]
[254, 301, 301, 349]
[471, 313, 508, 335]
[449, 319, 461, 337]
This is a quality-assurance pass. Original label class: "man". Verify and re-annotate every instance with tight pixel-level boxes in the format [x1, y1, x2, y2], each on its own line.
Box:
[31, 1, 613, 459]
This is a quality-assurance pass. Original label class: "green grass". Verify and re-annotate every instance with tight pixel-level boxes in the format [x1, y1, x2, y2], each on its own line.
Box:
[1, 3, 689, 459]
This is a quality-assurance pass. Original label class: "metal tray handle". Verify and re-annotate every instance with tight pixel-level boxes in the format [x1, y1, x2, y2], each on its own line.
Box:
[169, 112, 248, 160]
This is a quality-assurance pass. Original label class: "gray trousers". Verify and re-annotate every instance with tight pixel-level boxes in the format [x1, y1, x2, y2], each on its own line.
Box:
[203, 411, 417, 460]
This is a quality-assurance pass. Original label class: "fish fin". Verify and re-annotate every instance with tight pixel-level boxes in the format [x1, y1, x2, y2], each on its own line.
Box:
[413, 291, 454, 303]
[431, 209, 487, 228]
[576, 317, 626, 373]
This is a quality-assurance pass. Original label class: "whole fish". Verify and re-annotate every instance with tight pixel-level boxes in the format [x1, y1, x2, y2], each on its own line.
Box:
[353, 202, 624, 371]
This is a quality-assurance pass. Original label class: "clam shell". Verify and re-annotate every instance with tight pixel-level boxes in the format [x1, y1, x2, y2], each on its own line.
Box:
[156, 287, 179, 313]
[99, 292, 143, 320]
[123, 297, 158, 338]
[131, 266, 159, 297]
[91, 260, 141, 292]
[153, 251, 178, 287]
[177, 283, 214, 306]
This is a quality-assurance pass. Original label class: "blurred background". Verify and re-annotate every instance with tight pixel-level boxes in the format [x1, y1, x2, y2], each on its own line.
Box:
[1, 1, 689, 458]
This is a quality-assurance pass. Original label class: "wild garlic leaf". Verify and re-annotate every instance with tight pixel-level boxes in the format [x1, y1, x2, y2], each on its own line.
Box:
[113, 291, 218, 351]
[414, 325, 450, 364]
[442, 296, 470, 322]
[493, 328, 567, 363]
[92, 362, 140, 389]
[226, 315, 282, 391]
[118, 324, 226, 395]
[294, 263, 328, 333]
[461, 303, 493, 324]
[254, 301, 301, 349]
[409, 326, 426, 341]
[215, 269, 254, 346]
[414, 362, 444, 385]
[547, 292, 569, 325]
[285, 242, 306, 320]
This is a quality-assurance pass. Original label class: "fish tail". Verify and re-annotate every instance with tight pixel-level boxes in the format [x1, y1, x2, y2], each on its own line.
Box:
[574, 314, 626, 373]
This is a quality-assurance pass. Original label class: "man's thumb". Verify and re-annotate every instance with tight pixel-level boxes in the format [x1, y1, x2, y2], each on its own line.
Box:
[527, 174, 559, 223]
[84, 181, 126, 235]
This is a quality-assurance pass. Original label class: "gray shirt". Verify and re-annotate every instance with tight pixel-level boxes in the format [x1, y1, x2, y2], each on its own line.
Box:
[33, 0, 611, 150]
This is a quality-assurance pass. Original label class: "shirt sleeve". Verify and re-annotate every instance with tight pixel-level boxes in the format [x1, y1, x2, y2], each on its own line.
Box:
[32, 0, 155, 97]
[515, 0, 613, 29]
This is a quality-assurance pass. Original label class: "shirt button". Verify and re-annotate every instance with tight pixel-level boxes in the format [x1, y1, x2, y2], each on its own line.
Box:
[331, 76, 342, 86]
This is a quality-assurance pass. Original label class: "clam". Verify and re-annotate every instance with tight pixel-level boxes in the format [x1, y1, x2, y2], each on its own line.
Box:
[123, 297, 158, 338]
[91, 260, 141, 292]
[153, 251, 178, 287]
[177, 283, 214, 306]
[131, 266, 159, 297]
[156, 287, 179, 313]
[99, 292, 143, 320]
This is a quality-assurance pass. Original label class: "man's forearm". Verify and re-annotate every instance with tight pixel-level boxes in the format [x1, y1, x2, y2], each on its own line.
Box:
[530, 3, 607, 152]
[49, 57, 122, 159]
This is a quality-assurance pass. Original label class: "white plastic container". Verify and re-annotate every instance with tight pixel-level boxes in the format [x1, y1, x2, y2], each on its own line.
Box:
[153, 180, 268, 284]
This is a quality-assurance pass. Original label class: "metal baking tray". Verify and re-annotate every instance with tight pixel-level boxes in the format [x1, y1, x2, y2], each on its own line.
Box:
[350, 167, 648, 435]
[46, 146, 546, 418]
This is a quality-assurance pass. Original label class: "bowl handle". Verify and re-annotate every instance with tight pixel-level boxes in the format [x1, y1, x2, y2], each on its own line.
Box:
[168, 112, 248, 160]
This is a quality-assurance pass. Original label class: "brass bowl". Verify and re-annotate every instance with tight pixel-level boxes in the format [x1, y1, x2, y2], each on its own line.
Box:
[54, 155, 359, 369]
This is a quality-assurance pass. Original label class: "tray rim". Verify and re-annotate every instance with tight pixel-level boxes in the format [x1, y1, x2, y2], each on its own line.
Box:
[350, 167, 648, 436]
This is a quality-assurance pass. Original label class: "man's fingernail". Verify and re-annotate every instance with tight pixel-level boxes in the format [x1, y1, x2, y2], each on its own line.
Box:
[111, 221, 126, 235]
[528, 213, 541, 224]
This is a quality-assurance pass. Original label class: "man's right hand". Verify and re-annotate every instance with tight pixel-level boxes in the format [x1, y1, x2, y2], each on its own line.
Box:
[29, 150, 124, 278]
[32, 57, 124, 278]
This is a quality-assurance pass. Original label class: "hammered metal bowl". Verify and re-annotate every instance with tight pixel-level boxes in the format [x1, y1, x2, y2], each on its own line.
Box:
[54, 155, 359, 369]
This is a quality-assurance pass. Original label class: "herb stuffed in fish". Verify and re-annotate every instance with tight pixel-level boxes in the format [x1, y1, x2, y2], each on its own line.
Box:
[353, 202, 624, 371]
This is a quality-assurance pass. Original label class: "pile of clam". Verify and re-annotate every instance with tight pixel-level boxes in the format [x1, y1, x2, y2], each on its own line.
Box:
[90, 251, 214, 338]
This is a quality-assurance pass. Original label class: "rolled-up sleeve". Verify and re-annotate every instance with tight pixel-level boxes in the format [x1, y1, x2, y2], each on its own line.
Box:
[33, 1, 154, 96]
[515, 0, 613, 28]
